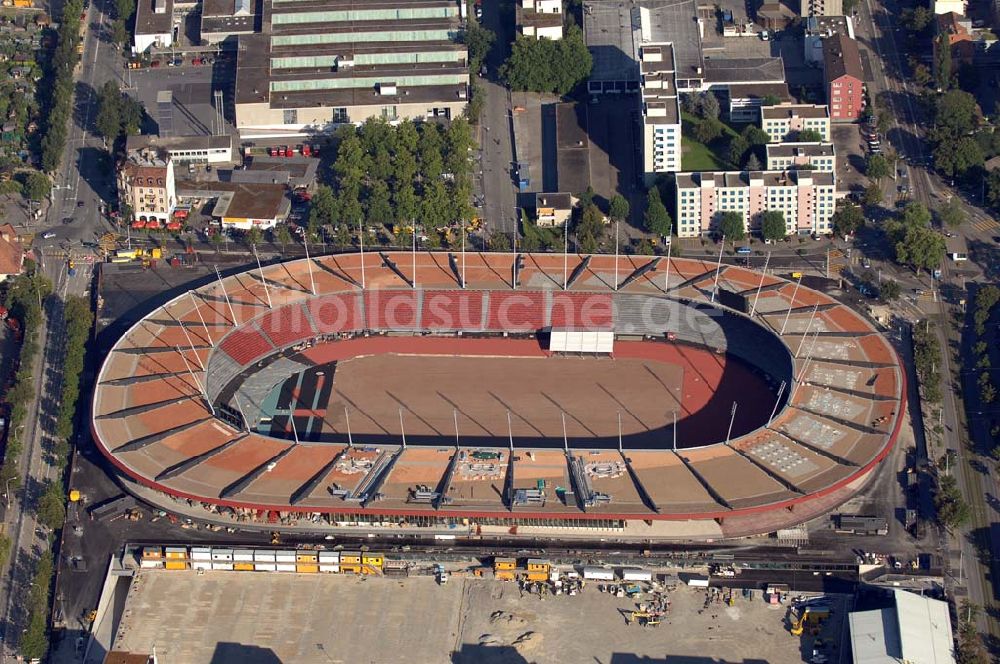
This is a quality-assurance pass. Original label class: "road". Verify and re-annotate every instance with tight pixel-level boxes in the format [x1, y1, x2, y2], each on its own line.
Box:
[855, 0, 999, 642]
[475, 1, 517, 237]
[0, 0, 116, 657]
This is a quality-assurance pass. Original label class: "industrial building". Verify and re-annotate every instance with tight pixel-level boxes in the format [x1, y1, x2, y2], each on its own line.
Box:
[848, 589, 955, 664]
[132, 0, 174, 53]
[233, 0, 469, 136]
[674, 169, 838, 237]
[125, 134, 236, 165]
[760, 103, 832, 143]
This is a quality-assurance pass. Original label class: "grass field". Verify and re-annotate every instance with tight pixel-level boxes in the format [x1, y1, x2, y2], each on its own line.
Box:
[681, 111, 740, 172]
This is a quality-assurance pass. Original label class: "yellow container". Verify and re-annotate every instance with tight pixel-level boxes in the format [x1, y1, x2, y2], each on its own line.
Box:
[234, 562, 254, 571]
[340, 564, 361, 574]
[496, 570, 516, 581]
[526, 571, 549, 582]
[141, 547, 163, 560]
[494, 557, 516, 571]
[296, 552, 318, 563]
[165, 560, 188, 570]
[526, 559, 550, 573]
[340, 552, 361, 564]
[361, 554, 383, 568]
[296, 564, 319, 574]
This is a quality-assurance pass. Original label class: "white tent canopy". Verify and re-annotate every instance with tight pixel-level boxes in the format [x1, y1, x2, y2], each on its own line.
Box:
[549, 329, 614, 354]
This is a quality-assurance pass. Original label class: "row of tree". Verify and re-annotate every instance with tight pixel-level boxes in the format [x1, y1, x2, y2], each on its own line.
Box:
[501, 24, 592, 95]
[885, 202, 946, 274]
[95, 80, 145, 147]
[913, 319, 943, 404]
[39, 0, 84, 172]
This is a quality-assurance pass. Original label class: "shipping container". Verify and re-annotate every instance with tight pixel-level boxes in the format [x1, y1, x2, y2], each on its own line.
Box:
[212, 562, 234, 571]
[687, 576, 710, 587]
[296, 564, 319, 573]
[619, 568, 652, 582]
[318, 551, 340, 563]
[212, 549, 234, 562]
[362, 554, 383, 567]
[165, 560, 188, 570]
[234, 562, 255, 571]
[495, 570, 516, 581]
[141, 546, 163, 560]
[526, 559, 549, 572]
[340, 564, 361, 574]
[275, 550, 297, 563]
[233, 550, 255, 562]
[190, 547, 212, 561]
[526, 571, 548, 582]
[319, 564, 340, 573]
[254, 563, 277, 572]
[192, 561, 212, 571]
[276, 563, 297, 572]
[296, 552, 318, 563]
[582, 567, 614, 581]
[254, 550, 276, 562]
[139, 560, 164, 569]
[340, 552, 362, 564]
[165, 547, 188, 560]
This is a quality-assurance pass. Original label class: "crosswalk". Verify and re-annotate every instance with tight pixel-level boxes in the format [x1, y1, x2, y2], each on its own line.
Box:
[970, 217, 999, 233]
[828, 249, 847, 275]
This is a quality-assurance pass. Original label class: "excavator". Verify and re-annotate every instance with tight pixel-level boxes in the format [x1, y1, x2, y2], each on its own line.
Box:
[790, 607, 831, 636]
[626, 611, 663, 627]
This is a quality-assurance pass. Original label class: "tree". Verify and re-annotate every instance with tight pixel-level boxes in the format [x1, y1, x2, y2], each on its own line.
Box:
[797, 129, 824, 142]
[463, 21, 495, 72]
[934, 474, 971, 530]
[937, 196, 965, 228]
[210, 231, 223, 253]
[37, 481, 65, 531]
[894, 224, 946, 273]
[245, 226, 262, 247]
[866, 153, 891, 181]
[95, 80, 122, 142]
[699, 91, 720, 120]
[608, 194, 630, 223]
[760, 211, 786, 242]
[727, 135, 749, 168]
[901, 6, 931, 31]
[880, 279, 901, 302]
[933, 136, 984, 177]
[501, 24, 593, 95]
[863, 182, 883, 205]
[21, 172, 50, 202]
[274, 225, 292, 252]
[934, 89, 981, 137]
[913, 62, 932, 87]
[762, 94, 781, 106]
[745, 153, 762, 171]
[643, 187, 672, 237]
[717, 211, 745, 241]
[934, 33, 952, 90]
[741, 124, 770, 146]
[576, 203, 604, 253]
[831, 202, 865, 237]
[308, 184, 337, 229]
[901, 201, 933, 227]
[693, 117, 723, 143]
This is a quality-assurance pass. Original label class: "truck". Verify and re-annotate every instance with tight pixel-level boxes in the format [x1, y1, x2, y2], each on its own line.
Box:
[516, 161, 530, 192]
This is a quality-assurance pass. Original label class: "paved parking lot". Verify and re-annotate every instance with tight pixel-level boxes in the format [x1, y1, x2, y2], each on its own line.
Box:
[833, 123, 870, 194]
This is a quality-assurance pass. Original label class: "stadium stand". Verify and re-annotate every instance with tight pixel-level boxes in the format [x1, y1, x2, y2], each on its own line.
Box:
[487, 291, 546, 331]
[257, 303, 316, 348]
[421, 290, 486, 331]
[218, 327, 275, 365]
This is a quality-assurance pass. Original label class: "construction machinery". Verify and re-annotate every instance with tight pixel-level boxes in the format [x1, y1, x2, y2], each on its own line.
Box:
[790, 606, 831, 636]
[626, 611, 662, 627]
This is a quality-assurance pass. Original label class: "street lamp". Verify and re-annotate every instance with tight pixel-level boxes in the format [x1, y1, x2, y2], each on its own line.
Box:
[4, 475, 17, 510]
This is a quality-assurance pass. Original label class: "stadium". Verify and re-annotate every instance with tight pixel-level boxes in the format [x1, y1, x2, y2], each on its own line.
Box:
[91, 251, 905, 540]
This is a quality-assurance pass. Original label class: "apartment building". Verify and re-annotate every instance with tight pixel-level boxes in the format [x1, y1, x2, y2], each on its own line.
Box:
[133, 0, 174, 53]
[118, 149, 177, 224]
[639, 43, 682, 177]
[674, 170, 837, 238]
[823, 34, 865, 121]
[765, 142, 836, 172]
[234, 0, 469, 136]
[760, 103, 831, 142]
[517, 0, 563, 39]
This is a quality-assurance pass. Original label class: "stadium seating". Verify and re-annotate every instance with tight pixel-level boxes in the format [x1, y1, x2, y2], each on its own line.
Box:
[258, 303, 316, 348]
[487, 291, 546, 331]
[550, 292, 613, 330]
[308, 293, 361, 334]
[421, 290, 485, 331]
[218, 327, 275, 366]
[365, 291, 419, 330]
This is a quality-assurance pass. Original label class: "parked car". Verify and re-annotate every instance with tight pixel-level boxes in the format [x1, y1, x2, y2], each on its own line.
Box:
[42, 231, 56, 239]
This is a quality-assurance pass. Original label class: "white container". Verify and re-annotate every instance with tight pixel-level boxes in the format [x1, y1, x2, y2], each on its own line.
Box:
[190, 547, 212, 561]
[319, 564, 340, 573]
[620, 568, 652, 582]
[212, 562, 234, 571]
[233, 549, 255, 562]
[212, 549, 234, 561]
[254, 550, 276, 562]
[139, 560, 164, 569]
[254, 563, 276, 572]
[582, 567, 614, 581]
[275, 551, 297, 563]
[318, 552, 340, 562]
[192, 561, 212, 571]
[688, 576, 710, 588]
[276, 563, 297, 572]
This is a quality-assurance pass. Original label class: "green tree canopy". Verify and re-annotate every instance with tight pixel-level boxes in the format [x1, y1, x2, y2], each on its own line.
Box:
[880, 280, 902, 302]
[831, 201, 865, 237]
[902, 201, 933, 227]
[863, 182, 883, 206]
[501, 24, 593, 95]
[760, 211, 786, 242]
[894, 224, 946, 273]
[717, 211, 745, 241]
[740, 125, 770, 146]
[866, 153, 891, 181]
[933, 136, 984, 177]
[576, 203, 604, 253]
[463, 21, 495, 71]
[727, 135, 749, 168]
[643, 187, 672, 237]
[21, 171, 50, 202]
[797, 129, 824, 142]
[937, 196, 966, 227]
[934, 89, 981, 137]
[693, 117, 723, 143]
[95, 80, 122, 141]
[609, 194, 630, 223]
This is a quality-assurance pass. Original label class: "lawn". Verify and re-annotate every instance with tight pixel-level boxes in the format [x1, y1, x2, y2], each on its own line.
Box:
[680, 111, 740, 172]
